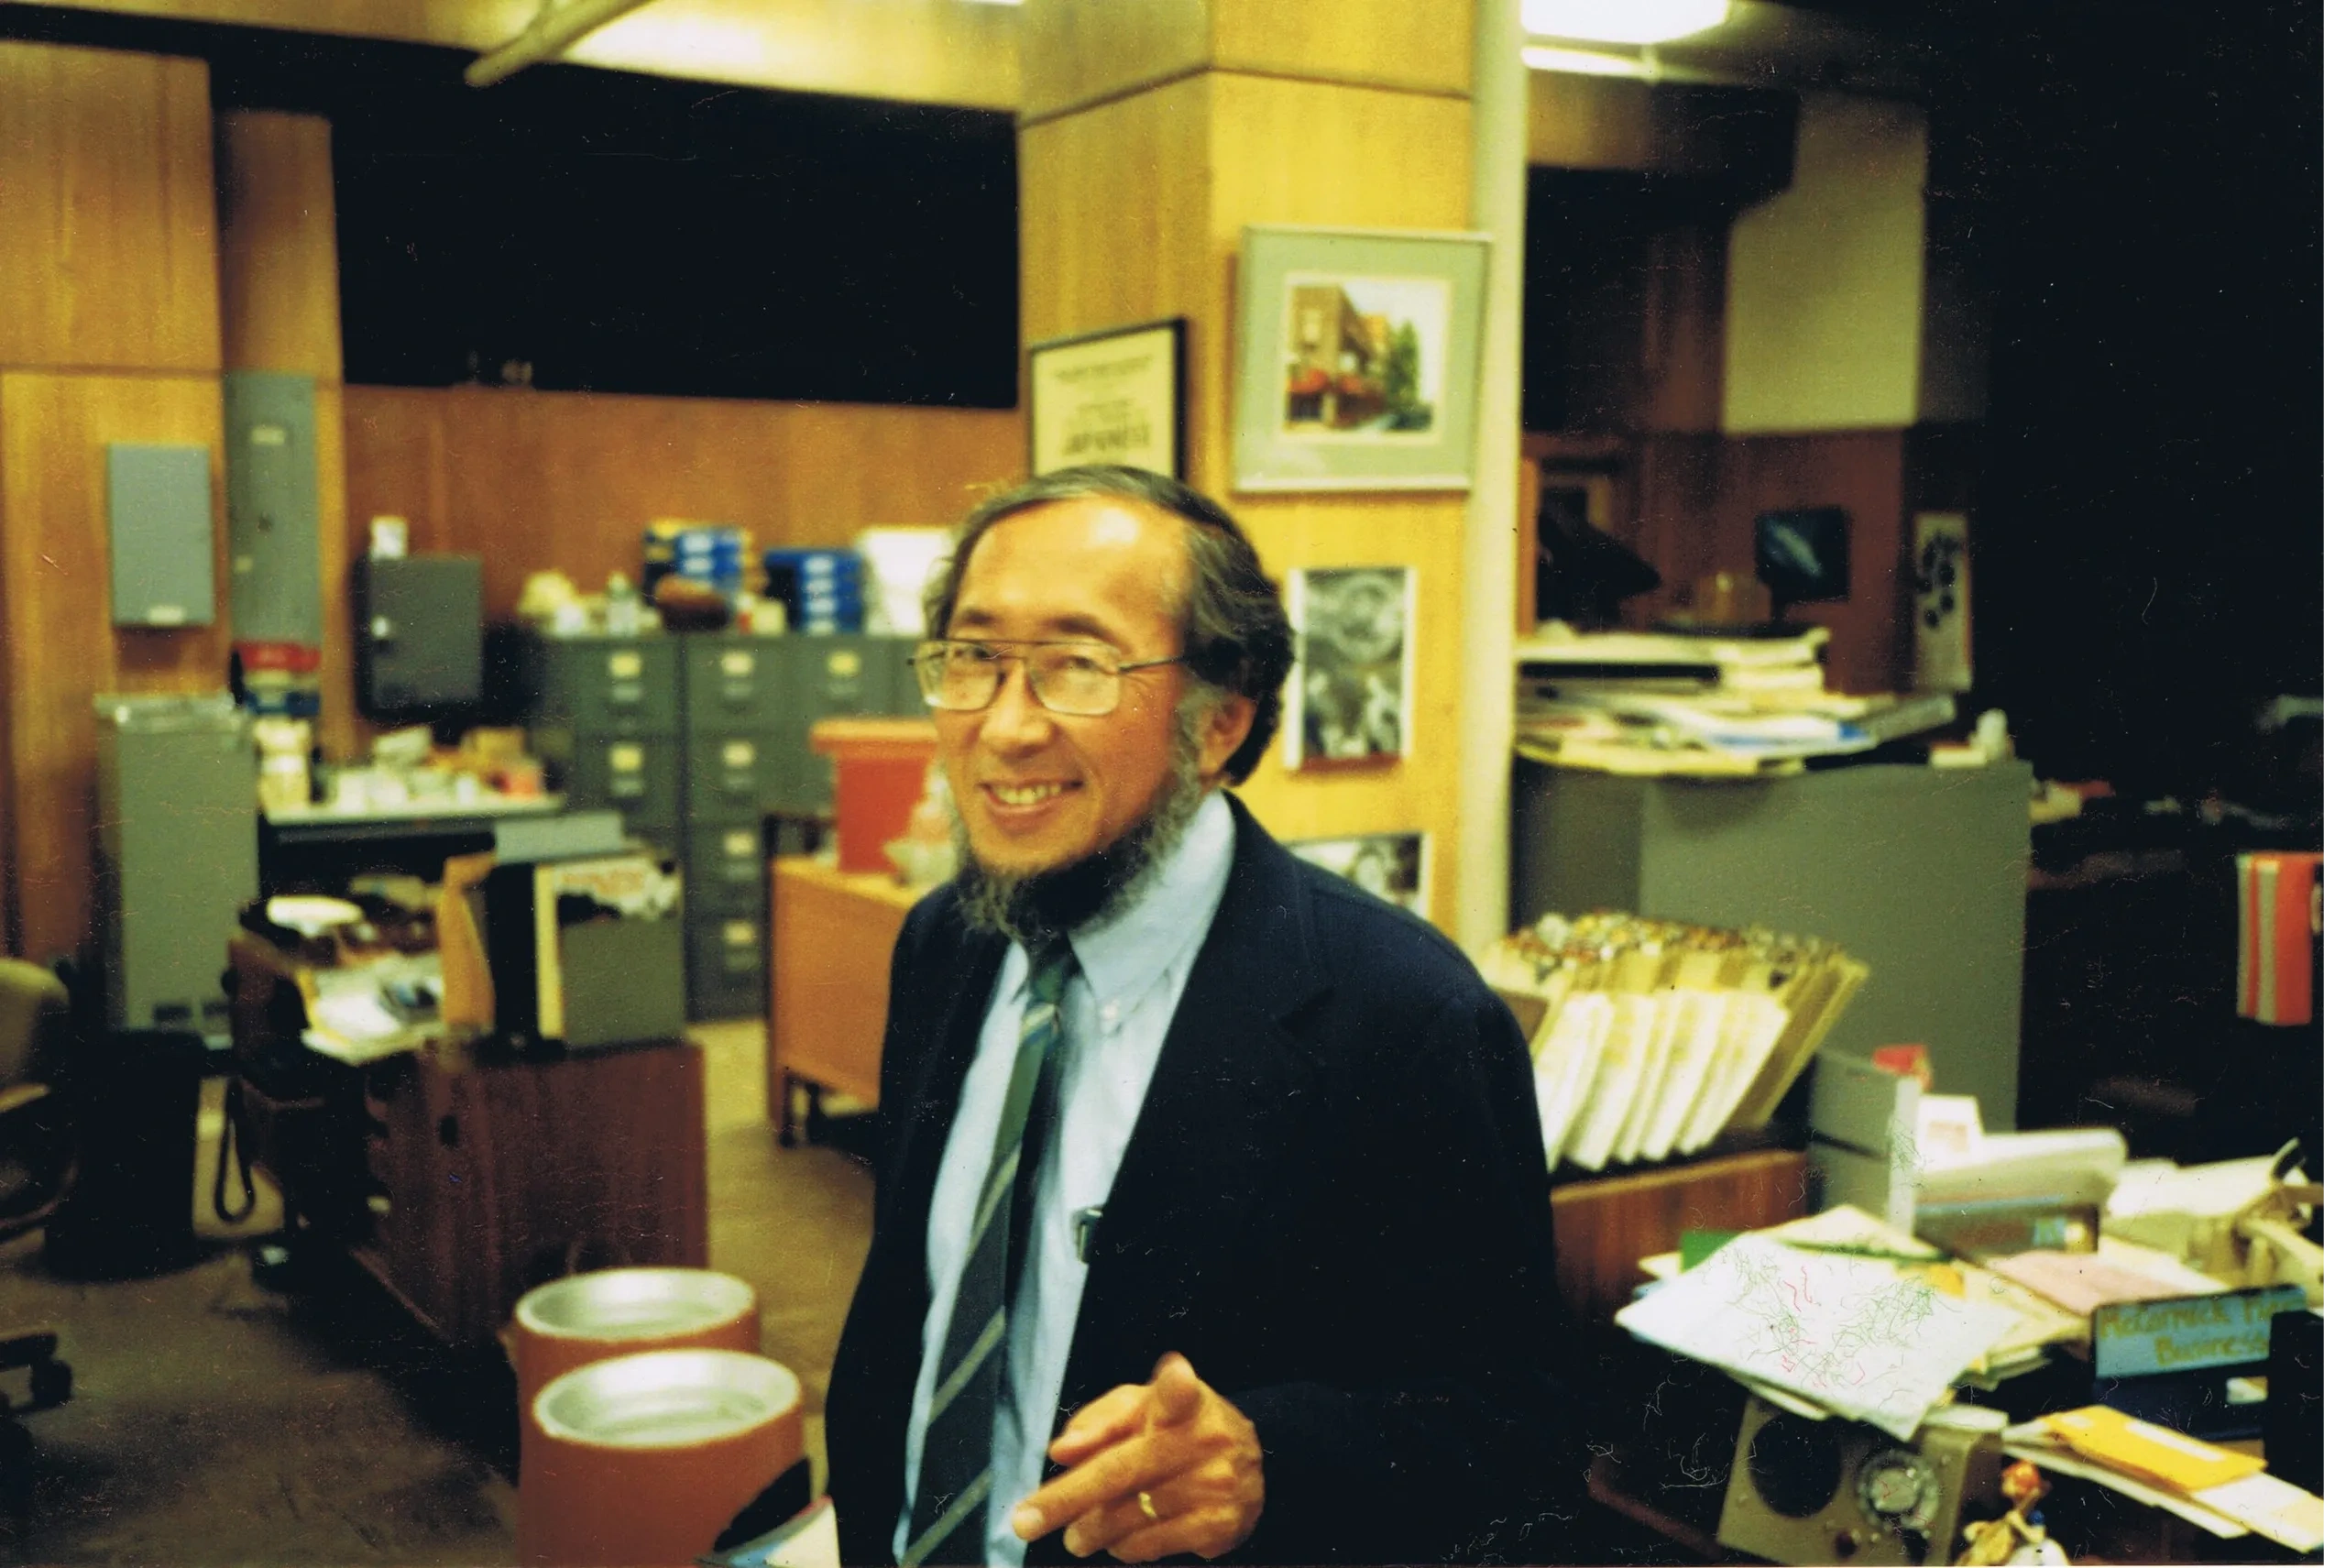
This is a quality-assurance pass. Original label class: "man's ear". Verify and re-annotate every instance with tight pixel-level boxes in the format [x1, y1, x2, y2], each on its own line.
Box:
[1195, 693, 1257, 783]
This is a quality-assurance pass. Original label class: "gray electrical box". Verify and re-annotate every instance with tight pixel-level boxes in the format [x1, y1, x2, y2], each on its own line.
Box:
[224, 370, 323, 645]
[106, 443, 215, 628]
[356, 554, 483, 715]
[93, 694, 257, 1036]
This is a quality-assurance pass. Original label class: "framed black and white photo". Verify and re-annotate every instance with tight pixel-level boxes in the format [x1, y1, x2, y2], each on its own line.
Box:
[1233, 226, 1489, 492]
[1286, 832, 1429, 920]
[1285, 565, 1413, 768]
[1027, 318, 1186, 478]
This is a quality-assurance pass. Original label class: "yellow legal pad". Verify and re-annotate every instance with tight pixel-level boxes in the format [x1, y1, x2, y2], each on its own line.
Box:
[2040, 1406, 2264, 1494]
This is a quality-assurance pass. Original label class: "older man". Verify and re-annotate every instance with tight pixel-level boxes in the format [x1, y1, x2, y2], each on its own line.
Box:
[826, 466, 1571, 1565]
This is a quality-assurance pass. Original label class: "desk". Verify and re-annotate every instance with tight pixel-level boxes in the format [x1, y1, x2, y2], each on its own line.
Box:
[259, 795, 565, 893]
[766, 858, 922, 1142]
[227, 933, 707, 1346]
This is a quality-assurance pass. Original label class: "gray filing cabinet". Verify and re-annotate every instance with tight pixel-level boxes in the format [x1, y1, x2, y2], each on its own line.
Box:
[772, 633, 924, 815]
[521, 630, 926, 1020]
[1510, 757, 2032, 1129]
[523, 634, 685, 856]
[681, 634, 789, 1020]
[93, 695, 258, 1036]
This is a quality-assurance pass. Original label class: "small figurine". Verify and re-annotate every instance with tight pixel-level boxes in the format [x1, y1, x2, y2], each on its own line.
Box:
[1955, 1458, 2057, 1566]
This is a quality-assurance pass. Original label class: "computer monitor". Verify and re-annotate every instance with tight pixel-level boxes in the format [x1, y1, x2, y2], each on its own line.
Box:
[1753, 507, 1850, 620]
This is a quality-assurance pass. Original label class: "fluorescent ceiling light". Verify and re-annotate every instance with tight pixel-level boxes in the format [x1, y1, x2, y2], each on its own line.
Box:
[1522, 44, 1650, 78]
[1521, 0, 1729, 45]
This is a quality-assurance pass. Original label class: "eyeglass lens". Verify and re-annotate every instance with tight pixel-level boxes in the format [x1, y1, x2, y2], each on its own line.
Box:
[917, 643, 1124, 716]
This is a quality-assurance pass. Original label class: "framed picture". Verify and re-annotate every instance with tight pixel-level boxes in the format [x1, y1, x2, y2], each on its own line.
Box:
[1233, 225, 1490, 492]
[1027, 318, 1186, 478]
[1287, 833, 1430, 920]
[1285, 565, 1414, 769]
[1911, 510, 1973, 693]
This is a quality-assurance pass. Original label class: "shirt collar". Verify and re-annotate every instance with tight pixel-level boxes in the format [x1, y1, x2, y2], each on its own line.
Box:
[1065, 790, 1234, 1014]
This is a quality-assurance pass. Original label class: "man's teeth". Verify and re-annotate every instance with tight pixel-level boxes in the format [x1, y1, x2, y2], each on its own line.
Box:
[992, 783, 1070, 806]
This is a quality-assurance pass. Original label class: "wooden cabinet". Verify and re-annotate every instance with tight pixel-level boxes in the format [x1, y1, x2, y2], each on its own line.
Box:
[766, 858, 921, 1136]
[355, 1038, 707, 1345]
[229, 932, 707, 1346]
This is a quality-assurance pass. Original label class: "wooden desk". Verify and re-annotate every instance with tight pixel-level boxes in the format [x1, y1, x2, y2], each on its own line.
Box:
[767, 858, 923, 1141]
[227, 935, 707, 1346]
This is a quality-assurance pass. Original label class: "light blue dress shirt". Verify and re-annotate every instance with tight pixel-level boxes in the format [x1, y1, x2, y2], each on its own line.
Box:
[893, 791, 1237, 1566]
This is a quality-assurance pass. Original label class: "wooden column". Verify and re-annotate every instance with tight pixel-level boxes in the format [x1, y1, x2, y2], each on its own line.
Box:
[217, 109, 358, 761]
[0, 40, 226, 961]
[1020, 1, 1477, 933]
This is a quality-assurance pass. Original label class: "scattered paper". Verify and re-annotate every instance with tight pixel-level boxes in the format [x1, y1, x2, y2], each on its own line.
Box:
[2001, 1432, 2248, 1540]
[1615, 1234, 2020, 1441]
[2192, 1471, 2323, 1553]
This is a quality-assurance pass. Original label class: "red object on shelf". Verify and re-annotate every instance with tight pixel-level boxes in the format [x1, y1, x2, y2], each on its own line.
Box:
[236, 641, 321, 673]
[2238, 850, 2321, 1025]
[1871, 1044, 1934, 1088]
[810, 718, 937, 875]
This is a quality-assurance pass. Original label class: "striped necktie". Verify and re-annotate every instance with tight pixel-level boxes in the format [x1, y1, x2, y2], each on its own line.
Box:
[903, 938, 1079, 1567]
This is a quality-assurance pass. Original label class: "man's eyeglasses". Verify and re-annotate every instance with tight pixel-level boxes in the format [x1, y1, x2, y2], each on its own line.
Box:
[911, 639, 1186, 717]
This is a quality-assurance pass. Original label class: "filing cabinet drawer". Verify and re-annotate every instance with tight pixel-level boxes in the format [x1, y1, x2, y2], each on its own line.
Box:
[685, 730, 788, 822]
[531, 635, 681, 737]
[687, 915, 768, 1021]
[685, 823, 768, 916]
[684, 633, 789, 727]
[558, 735, 682, 853]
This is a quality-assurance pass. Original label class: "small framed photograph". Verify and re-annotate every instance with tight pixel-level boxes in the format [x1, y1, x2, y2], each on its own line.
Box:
[1288, 832, 1430, 920]
[1233, 225, 1490, 492]
[1286, 565, 1414, 769]
[1027, 318, 1186, 478]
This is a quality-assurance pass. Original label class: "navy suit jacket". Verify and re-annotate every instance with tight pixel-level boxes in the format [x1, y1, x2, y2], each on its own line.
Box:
[827, 795, 1576, 1564]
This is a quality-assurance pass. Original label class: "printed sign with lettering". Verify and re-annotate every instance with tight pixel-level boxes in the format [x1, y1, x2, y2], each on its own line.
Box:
[2092, 1287, 2306, 1379]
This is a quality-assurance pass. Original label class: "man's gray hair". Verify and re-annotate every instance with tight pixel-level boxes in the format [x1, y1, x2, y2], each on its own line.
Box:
[923, 466, 1295, 784]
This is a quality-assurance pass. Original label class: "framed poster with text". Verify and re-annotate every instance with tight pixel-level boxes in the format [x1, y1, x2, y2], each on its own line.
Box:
[1027, 318, 1186, 478]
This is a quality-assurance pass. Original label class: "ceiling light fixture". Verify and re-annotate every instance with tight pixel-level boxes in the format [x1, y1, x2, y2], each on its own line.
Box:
[1521, 44, 1653, 79]
[1520, 0, 1730, 46]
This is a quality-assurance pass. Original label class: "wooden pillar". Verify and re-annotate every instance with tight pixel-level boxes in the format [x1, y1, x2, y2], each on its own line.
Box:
[217, 108, 358, 761]
[0, 40, 226, 961]
[1020, 1, 1477, 933]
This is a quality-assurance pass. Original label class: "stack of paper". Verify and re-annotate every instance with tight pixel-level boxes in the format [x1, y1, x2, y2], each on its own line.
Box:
[1614, 1233, 2020, 1441]
[2002, 1406, 2322, 1553]
[1513, 627, 1958, 774]
[1482, 912, 1869, 1172]
[1987, 1237, 2232, 1318]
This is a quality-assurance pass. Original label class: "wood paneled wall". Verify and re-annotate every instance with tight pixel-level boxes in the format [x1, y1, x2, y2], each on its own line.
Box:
[0, 40, 229, 961]
[343, 388, 1024, 626]
[1621, 429, 1908, 694]
[0, 42, 222, 374]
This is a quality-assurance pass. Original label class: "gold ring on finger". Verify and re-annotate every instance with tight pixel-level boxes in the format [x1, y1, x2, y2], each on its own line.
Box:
[1137, 1490, 1159, 1522]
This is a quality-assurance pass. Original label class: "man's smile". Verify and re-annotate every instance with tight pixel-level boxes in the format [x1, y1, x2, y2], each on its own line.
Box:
[985, 781, 1079, 808]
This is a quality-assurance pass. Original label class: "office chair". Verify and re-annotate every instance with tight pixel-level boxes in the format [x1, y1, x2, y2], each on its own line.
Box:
[0, 958, 76, 1487]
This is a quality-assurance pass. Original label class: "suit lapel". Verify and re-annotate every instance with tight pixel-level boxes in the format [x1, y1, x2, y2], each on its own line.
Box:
[1059, 798, 1331, 1400]
[874, 917, 1009, 1267]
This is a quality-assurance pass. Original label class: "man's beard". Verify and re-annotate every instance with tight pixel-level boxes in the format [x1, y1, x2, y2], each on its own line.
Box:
[950, 726, 1207, 949]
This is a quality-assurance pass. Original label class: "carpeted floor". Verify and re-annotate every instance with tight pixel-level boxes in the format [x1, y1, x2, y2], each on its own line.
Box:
[0, 1021, 872, 1565]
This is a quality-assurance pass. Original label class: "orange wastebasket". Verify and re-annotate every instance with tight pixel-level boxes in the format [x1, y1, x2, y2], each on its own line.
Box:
[518, 1348, 803, 1567]
[512, 1267, 761, 1415]
[809, 718, 936, 874]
